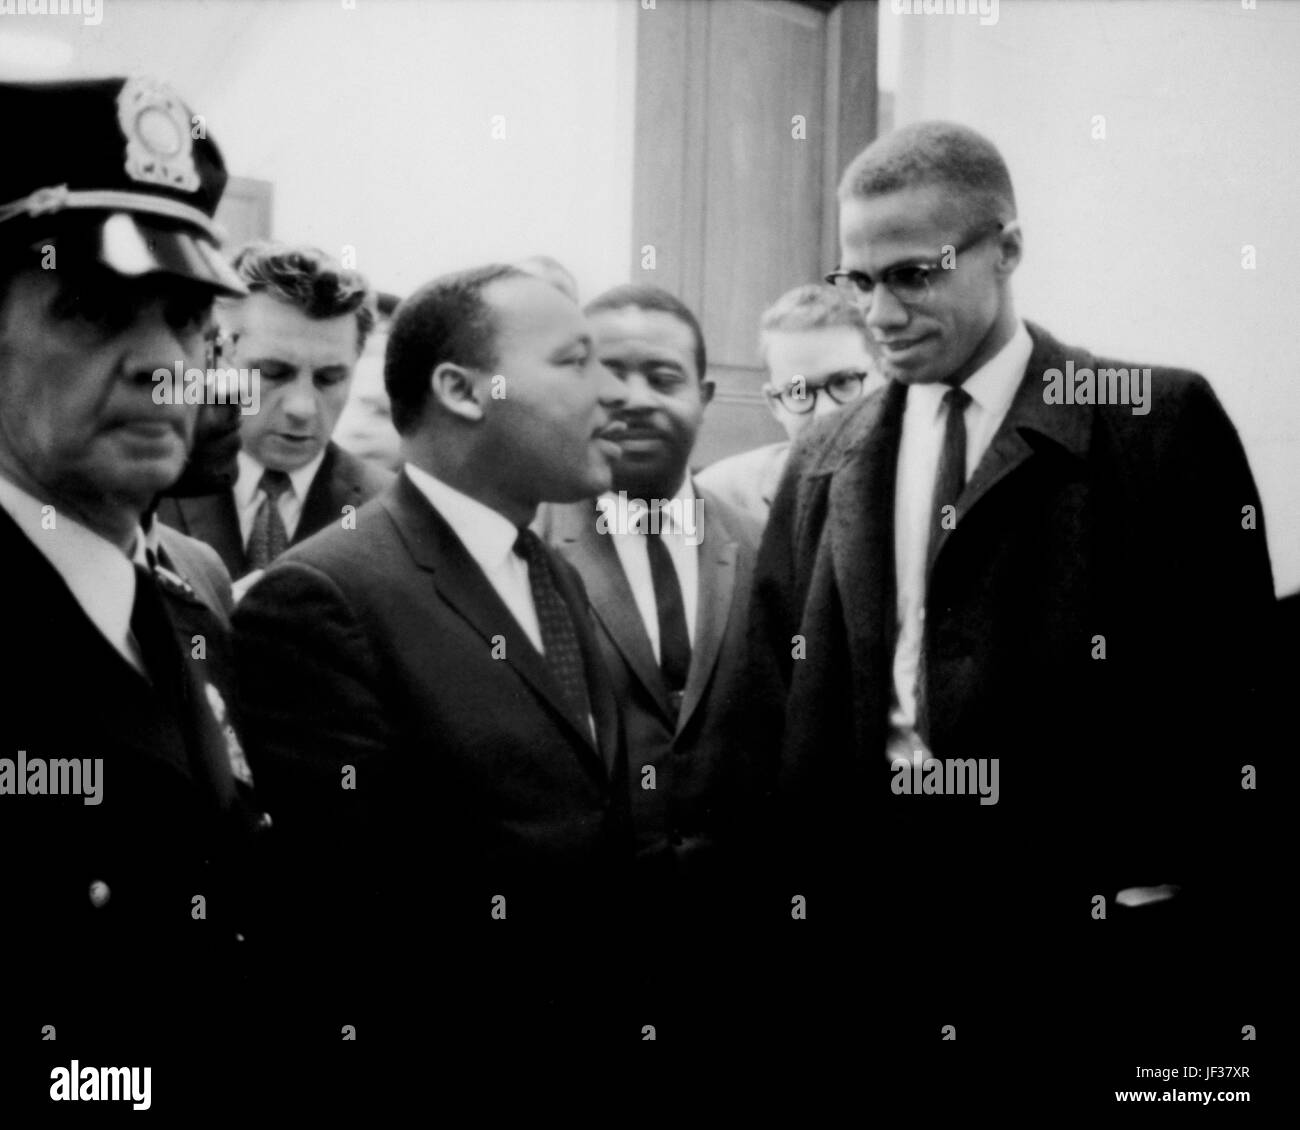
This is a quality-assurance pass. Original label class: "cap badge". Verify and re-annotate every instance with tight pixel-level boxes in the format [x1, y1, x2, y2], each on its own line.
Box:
[116, 77, 200, 193]
[25, 184, 71, 217]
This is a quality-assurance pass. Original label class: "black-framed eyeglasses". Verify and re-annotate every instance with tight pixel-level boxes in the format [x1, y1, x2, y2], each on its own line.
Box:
[824, 221, 1005, 309]
[765, 368, 870, 414]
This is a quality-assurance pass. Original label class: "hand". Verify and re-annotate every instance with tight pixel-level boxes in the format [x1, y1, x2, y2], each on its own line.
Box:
[886, 728, 932, 766]
[1115, 883, 1181, 908]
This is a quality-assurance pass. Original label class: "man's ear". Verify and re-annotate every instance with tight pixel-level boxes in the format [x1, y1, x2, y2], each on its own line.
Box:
[429, 362, 485, 422]
[995, 220, 1023, 277]
[699, 378, 716, 407]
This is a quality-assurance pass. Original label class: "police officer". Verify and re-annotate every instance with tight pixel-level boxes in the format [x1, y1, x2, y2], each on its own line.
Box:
[0, 76, 263, 1058]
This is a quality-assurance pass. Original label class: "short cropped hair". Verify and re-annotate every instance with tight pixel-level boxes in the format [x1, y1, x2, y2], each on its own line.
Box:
[228, 241, 376, 352]
[583, 284, 706, 381]
[384, 263, 525, 435]
[758, 283, 869, 363]
[515, 254, 578, 302]
[838, 121, 1016, 228]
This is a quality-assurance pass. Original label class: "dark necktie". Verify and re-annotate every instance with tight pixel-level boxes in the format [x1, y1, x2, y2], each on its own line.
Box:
[133, 559, 233, 795]
[513, 527, 593, 735]
[130, 562, 186, 704]
[917, 384, 972, 745]
[639, 518, 691, 703]
[246, 469, 292, 571]
[926, 385, 972, 577]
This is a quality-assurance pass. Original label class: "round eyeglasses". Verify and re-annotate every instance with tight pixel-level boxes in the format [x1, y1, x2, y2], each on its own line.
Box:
[766, 368, 869, 414]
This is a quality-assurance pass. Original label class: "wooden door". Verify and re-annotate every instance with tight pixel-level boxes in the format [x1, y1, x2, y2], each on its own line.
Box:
[632, 0, 878, 467]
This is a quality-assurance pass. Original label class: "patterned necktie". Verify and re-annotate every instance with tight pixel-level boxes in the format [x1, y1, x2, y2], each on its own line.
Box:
[638, 515, 691, 704]
[513, 527, 593, 734]
[246, 469, 292, 571]
[917, 384, 972, 745]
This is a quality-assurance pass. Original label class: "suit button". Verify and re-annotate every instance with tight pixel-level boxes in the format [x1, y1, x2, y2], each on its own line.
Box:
[88, 880, 111, 908]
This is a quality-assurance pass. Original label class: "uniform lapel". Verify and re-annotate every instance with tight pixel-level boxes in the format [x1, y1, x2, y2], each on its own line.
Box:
[153, 568, 238, 813]
[6, 513, 200, 782]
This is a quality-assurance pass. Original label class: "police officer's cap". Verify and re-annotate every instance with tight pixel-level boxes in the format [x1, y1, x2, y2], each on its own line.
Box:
[0, 76, 247, 296]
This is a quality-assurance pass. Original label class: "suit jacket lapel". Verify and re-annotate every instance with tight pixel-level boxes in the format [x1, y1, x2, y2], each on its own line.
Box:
[171, 492, 246, 578]
[554, 502, 674, 722]
[295, 442, 342, 546]
[827, 381, 907, 723]
[677, 499, 737, 734]
[154, 534, 230, 623]
[929, 322, 1093, 577]
[382, 475, 608, 781]
[549, 548, 621, 775]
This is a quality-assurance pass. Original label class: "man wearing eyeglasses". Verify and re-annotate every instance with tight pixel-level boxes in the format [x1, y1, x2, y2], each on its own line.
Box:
[746, 121, 1274, 1040]
[696, 283, 882, 524]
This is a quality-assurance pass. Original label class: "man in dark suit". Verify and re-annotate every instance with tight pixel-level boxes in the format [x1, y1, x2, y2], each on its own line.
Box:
[536, 285, 762, 906]
[233, 264, 632, 1044]
[747, 122, 1275, 1044]
[0, 77, 263, 1062]
[157, 242, 392, 587]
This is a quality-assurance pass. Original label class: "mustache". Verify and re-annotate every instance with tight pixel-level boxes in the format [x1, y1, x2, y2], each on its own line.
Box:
[606, 415, 666, 438]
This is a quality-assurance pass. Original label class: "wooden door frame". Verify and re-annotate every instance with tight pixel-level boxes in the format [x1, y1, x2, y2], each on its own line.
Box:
[821, 1, 880, 273]
[630, 0, 879, 307]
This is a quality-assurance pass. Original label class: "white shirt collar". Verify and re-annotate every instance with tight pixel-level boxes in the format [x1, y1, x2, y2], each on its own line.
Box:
[597, 476, 697, 536]
[234, 447, 327, 511]
[909, 320, 1032, 421]
[961, 319, 1032, 420]
[0, 473, 145, 672]
[130, 523, 152, 568]
[402, 462, 522, 572]
[142, 510, 163, 558]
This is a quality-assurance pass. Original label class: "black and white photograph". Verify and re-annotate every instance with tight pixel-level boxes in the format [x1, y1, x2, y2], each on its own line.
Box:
[0, 0, 1290, 1114]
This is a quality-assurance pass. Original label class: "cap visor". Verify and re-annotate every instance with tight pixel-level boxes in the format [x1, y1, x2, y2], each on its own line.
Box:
[97, 212, 248, 296]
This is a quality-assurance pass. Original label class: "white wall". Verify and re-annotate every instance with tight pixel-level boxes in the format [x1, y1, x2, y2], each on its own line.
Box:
[881, 0, 1300, 594]
[6, 0, 639, 300]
